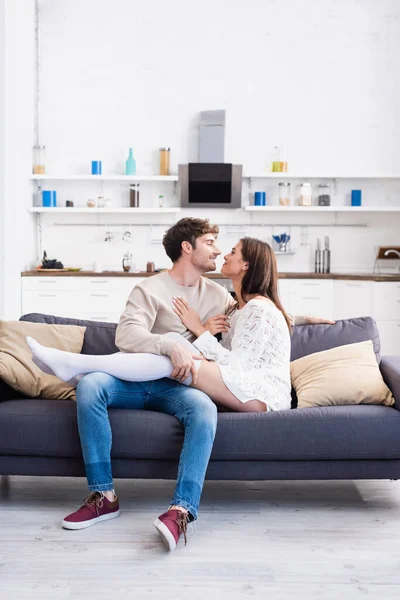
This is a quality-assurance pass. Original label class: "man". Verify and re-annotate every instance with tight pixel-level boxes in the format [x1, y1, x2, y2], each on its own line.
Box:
[62, 218, 333, 551]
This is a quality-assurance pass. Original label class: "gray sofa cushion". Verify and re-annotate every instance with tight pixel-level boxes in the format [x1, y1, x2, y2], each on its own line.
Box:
[20, 313, 119, 355]
[290, 316, 381, 362]
[1, 399, 399, 461]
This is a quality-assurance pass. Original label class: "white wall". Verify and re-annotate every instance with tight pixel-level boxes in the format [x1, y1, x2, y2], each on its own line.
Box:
[0, 1, 5, 318]
[0, 0, 35, 319]
[15, 1, 400, 285]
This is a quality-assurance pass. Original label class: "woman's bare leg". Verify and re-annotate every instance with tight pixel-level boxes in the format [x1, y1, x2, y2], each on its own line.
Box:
[192, 360, 267, 413]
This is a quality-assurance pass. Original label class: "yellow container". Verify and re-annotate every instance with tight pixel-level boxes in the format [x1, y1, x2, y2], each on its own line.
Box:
[159, 147, 171, 176]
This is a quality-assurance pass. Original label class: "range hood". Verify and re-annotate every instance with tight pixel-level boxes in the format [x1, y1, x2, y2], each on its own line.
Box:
[179, 110, 242, 209]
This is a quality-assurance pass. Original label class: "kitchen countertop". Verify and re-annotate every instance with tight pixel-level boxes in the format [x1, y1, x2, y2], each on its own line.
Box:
[21, 270, 400, 281]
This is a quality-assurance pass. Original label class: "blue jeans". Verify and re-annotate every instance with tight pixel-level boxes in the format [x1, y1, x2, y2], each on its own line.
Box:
[75, 373, 218, 520]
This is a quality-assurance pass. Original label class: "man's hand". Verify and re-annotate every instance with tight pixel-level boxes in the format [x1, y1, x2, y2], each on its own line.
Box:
[169, 342, 204, 384]
[203, 314, 231, 336]
[305, 315, 336, 325]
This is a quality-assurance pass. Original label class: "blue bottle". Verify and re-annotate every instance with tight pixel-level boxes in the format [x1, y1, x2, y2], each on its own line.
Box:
[125, 147, 136, 175]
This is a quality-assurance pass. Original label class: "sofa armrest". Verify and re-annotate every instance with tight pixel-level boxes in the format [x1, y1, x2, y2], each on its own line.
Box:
[380, 356, 400, 411]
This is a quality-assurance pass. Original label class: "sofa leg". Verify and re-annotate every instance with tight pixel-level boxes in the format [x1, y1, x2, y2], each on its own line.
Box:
[390, 479, 399, 481]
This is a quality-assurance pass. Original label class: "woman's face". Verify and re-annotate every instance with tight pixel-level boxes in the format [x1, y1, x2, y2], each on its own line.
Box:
[221, 241, 248, 278]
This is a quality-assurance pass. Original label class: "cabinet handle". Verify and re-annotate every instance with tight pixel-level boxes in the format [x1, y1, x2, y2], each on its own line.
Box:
[346, 283, 362, 287]
[38, 293, 57, 297]
[89, 293, 109, 297]
[300, 296, 320, 300]
[90, 281, 109, 284]
[301, 283, 321, 287]
[39, 280, 57, 284]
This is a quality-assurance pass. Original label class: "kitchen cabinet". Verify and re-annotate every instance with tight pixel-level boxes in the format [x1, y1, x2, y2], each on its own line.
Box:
[333, 281, 373, 320]
[374, 321, 400, 356]
[278, 279, 334, 321]
[373, 282, 400, 355]
[372, 282, 400, 321]
[21, 277, 144, 322]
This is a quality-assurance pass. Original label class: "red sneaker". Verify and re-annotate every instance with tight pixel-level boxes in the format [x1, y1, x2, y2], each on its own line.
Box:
[153, 509, 189, 551]
[62, 492, 120, 530]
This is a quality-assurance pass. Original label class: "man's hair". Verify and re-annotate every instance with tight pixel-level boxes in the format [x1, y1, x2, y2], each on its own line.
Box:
[162, 218, 219, 263]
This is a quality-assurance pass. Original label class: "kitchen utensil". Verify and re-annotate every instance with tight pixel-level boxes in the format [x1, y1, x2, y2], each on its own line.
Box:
[315, 239, 321, 273]
[322, 236, 331, 273]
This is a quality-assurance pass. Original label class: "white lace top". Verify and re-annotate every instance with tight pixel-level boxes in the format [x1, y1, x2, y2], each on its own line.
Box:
[193, 299, 292, 411]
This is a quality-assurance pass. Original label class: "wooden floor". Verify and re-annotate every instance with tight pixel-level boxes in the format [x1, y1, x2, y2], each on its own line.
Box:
[1, 476, 400, 599]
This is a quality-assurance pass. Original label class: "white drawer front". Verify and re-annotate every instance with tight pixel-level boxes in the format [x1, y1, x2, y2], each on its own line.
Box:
[376, 320, 400, 356]
[373, 283, 400, 321]
[333, 281, 373, 320]
[287, 280, 334, 320]
[21, 277, 75, 291]
[72, 291, 130, 318]
[74, 277, 144, 291]
[21, 291, 79, 318]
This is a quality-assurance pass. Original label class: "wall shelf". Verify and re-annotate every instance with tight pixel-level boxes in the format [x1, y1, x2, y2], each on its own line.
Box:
[31, 174, 400, 181]
[29, 206, 400, 214]
[243, 173, 400, 180]
[30, 175, 179, 182]
[244, 206, 400, 212]
[29, 207, 181, 214]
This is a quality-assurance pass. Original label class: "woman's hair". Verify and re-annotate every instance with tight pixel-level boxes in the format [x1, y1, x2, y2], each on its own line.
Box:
[228, 237, 292, 332]
[163, 218, 219, 263]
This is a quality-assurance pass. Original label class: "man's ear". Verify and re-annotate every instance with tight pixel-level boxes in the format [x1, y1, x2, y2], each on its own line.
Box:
[181, 241, 192, 254]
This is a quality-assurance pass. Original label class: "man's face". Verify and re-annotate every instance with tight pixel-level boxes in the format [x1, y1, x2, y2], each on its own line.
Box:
[189, 233, 221, 273]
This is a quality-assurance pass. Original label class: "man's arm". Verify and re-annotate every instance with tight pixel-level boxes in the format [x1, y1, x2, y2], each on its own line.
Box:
[115, 285, 176, 355]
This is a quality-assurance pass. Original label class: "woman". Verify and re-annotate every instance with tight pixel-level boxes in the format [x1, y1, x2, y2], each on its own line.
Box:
[27, 237, 292, 413]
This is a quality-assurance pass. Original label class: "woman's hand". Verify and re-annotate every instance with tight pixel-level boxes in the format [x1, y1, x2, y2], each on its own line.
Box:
[172, 296, 206, 338]
[203, 314, 231, 336]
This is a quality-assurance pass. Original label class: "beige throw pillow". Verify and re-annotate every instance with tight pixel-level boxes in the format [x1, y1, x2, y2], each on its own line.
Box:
[0, 320, 86, 400]
[290, 340, 394, 409]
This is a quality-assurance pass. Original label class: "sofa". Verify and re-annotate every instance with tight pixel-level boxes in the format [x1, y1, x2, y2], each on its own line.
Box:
[1, 313, 400, 482]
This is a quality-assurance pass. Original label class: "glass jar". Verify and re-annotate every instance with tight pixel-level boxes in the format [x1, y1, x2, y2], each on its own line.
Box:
[271, 146, 288, 172]
[278, 182, 291, 206]
[122, 252, 133, 272]
[299, 182, 312, 206]
[318, 183, 331, 206]
[159, 147, 171, 176]
[33, 145, 45, 174]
